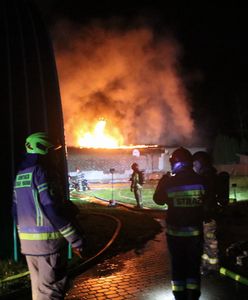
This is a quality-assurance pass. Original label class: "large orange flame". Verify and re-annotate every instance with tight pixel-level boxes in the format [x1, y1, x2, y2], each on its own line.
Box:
[77, 119, 122, 148]
[76, 119, 158, 149]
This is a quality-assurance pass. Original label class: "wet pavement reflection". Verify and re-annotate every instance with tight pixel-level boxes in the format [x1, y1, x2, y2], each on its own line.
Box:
[65, 219, 248, 300]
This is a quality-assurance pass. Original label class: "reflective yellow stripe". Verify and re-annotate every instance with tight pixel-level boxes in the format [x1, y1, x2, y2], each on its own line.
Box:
[172, 285, 185, 291]
[19, 231, 62, 240]
[206, 232, 215, 238]
[167, 226, 201, 237]
[186, 283, 199, 290]
[220, 267, 248, 286]
[171, 281, 185, 291]
[202, 254, 218, 264]
[168, 190, 202, 197]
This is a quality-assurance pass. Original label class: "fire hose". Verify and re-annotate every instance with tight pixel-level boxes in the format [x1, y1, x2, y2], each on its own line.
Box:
[68, 212, 122, 277]
[219, 267, 248, 286]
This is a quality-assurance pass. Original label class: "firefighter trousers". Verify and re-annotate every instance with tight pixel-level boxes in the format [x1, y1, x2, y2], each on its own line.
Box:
[26, 248, 68, 300]
[133, 187, 143, 208]
[202, 220, 219, 272]
[167, 234, 203, 300]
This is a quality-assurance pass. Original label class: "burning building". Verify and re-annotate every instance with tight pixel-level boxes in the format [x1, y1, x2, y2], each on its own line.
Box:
[52, 17, 205, 181]
[67, 144, 206, 183]
[67, 144, 166, 183]
[66, 120, 205, 182]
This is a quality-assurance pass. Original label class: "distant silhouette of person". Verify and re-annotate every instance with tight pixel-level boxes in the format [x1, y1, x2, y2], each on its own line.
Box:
[76, 168, 85, 191]
[130, 163, 144, 208]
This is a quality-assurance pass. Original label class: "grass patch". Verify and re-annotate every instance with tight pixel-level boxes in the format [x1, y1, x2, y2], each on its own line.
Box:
[0, 260, 27, 280]
[77, 176, 248, 208]
[0, 260, 30, 297]
[229, 176, 248, 201]
[80, 183, 167, 209]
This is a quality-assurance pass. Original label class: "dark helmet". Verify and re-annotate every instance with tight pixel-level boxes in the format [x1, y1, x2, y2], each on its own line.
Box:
[169, 147, 193, 167]
[131, 162, 139, 170]
[192, 151, 212, 166]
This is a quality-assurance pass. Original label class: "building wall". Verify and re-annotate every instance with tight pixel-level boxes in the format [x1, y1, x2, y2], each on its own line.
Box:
[215, 164, 248, 176]
[67, 147, 163, 182]
[67, 146, 206, 182]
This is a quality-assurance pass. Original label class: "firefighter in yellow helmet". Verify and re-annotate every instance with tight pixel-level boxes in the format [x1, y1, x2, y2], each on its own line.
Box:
[13, 132, 84, 300]
[153, 147, 206, 300]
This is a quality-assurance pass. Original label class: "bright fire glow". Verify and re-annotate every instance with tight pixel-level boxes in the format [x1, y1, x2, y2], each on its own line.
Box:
[77, 119, 158, 149]
[78, 120, 120, 148]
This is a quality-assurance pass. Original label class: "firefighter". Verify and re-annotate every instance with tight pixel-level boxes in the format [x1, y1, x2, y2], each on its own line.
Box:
[130, 162, 144, 208]
[192, 151, 220, 275]
[12, 132, 84, 300]
[76, 168, 84, 191]
[153, 147, 206, 300]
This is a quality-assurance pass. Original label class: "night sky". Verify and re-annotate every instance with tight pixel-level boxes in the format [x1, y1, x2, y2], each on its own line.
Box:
[35, 0, 248, 145]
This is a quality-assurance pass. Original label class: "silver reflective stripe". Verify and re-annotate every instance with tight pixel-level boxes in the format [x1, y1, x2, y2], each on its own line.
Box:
[32, 189, 43, 226]
[60, 226, 76, 238]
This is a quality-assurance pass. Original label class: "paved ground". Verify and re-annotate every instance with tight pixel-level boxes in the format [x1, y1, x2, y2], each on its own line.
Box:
[65, 216, 248, 300]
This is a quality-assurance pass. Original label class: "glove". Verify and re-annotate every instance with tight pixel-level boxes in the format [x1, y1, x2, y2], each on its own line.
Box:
[72, 247, 84, 259]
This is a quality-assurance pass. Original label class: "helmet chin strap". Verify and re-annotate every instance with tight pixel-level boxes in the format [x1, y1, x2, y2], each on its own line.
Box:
[25, 143, 33, 151]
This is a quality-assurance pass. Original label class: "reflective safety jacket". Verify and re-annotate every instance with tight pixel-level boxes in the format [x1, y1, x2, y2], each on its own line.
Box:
[153, 168, 206, 237]
[13, 154, 83, 255]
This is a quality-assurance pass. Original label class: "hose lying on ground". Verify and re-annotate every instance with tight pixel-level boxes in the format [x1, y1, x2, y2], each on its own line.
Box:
[220, 267, 248, 286]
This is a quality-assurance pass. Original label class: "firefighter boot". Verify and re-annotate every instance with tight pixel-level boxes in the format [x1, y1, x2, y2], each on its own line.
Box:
[173, 291, 187, 300]
[187, 289, 201, 300]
